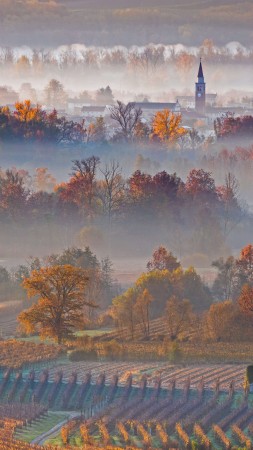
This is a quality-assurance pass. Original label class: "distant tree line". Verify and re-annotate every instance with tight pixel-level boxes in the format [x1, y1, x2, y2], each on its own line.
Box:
[0, 100, 190, 147]
[1, 41, 253, 73]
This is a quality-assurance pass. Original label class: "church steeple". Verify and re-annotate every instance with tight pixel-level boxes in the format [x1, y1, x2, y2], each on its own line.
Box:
[197, 59, 204, 81]
[195, 59, 206, 114]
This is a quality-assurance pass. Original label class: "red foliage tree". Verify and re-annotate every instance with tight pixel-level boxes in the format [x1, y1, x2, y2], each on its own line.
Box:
[147, 246, 181, 272]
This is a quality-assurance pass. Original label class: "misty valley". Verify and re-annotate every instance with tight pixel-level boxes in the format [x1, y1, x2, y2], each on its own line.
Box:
[1, 1, 253, 449]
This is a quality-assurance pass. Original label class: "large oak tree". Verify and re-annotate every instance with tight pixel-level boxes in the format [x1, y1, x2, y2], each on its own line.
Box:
[18, 265, 94, 344]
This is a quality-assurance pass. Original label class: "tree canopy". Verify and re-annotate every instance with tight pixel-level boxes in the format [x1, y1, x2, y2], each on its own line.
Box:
[18, 265, 93, 344]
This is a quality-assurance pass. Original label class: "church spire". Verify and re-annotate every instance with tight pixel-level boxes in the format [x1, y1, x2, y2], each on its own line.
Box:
[195, 59, 206, 113]
[197, 58, 204, 82]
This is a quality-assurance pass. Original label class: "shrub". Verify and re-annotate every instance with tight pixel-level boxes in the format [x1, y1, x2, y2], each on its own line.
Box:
[68, 349, 97, 361]
[168, 341, 182, 363]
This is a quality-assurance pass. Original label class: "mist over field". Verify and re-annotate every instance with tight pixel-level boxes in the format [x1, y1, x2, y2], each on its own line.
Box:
[1, 41, 253, 97]
[0, 37, 252, 291]
[2, 3, 253, 449]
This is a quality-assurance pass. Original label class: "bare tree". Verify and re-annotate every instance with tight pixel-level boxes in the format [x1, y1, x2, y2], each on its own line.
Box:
[128, 45, 165, 76]
[98, 160, 125, 225]
[188, 128, 205, 151]
[220, 172, 246, 237]
[110, 101, 142, 141]
[72, 156, 100, 216]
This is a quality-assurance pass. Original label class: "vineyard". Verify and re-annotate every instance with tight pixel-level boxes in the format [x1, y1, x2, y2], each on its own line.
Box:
[31, 360, 247, 391]
[0, 341, 63, 369]
[1, 379, 253, 449]
[96, 318, 169, 342]
[44, 380, 253, 449]
[0, 362, 251, 448]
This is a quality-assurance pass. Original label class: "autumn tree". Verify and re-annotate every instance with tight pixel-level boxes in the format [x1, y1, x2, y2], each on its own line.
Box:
[62, 157, 100, 218]
[133, 120, 150, 143]
[128, 45, 165, 76]
[98, 161, 125, 224]
[0, 102, 87, 144]
[33, 167, 56, 193]
[128, 170, 153, 203]
[206, 300, 241, 342]
[238, 284, 253, 313]
[45, 246, 100, 270]
[95, 86, 114, 105]
[15, 55, 30, 77]
[181, 267, 212, 311]
[18, 265, 94, 344]
[147, 246, 181, 272]
[187, 128, 205, 151]
[218, 172, 244, 237]
[45, 247, 116, 311]
[0, 169, 29, 220]
[212, 245, 253, 301]
[134, 288, 153, 338]
[185, 169, 217, 202]
[14, 100, 44, 124]
[237, 244, 253, 287]
[110, 101, 142, 141]
[165, 295, 193, 341]
[128, 170, 183, 218]
[132, 266, 211, 318]
[214, 113, 253, 141]
[238, 284, 253, 326]
[212, 256, 237, 301]
[151, 109, 186, 146]
[175, 51, 195, 79]
[111, 288, 136, 339]
[44, 79, 67, 109]
[0, 266, 11, 301]
[87, 116, 107, 143]
[199, 39, 215, 60]
[19, 83, 37, 103]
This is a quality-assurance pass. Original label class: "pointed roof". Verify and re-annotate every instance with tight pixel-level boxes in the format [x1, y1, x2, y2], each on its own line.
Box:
[198, 59, 204, 79]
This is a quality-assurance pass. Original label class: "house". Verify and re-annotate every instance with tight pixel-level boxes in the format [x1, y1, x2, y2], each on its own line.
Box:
[133, 100, 181, 121]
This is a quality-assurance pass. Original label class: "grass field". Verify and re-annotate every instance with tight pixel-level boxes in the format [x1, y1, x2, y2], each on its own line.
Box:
[14, 412, 69, 443]
[75, 329, 113, 338]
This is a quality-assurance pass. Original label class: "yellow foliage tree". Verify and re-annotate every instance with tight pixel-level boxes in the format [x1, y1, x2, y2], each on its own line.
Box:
[18, 265, 94, 344]
[134, 288, 153, 337]
[14, 100, 43, 123]
[152, 108, 186, 146]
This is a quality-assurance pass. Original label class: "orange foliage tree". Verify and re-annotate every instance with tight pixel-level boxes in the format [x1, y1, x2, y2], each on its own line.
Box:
[18, 265, 95, 344]
[151, 109, 186, 146]
[238, 284, 253, 316]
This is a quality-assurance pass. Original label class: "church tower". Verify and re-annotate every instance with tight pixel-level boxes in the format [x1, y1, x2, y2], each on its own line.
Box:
[195, 59, 206, 114]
